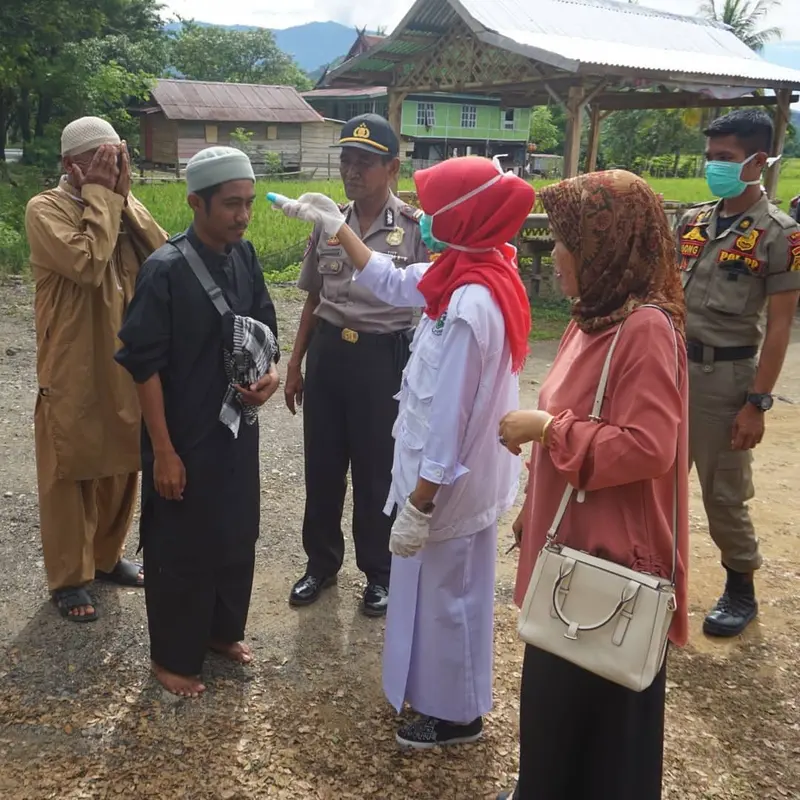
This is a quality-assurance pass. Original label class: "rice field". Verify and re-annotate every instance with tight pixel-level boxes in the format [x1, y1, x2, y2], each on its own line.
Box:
[131, 160, 800, 275]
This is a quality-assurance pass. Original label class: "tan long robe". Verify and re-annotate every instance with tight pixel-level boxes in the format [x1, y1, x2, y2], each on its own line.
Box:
[25, 178, 167, 591]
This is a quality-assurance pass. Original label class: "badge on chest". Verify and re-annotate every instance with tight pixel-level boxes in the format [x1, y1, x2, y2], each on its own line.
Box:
[680, 225, 708, 260]
[717, 226, 766, 275]
[432, 311, 447, 336]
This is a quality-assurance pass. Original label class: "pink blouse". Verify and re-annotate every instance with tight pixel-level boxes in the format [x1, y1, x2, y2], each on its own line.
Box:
[514, 307, 690, 646]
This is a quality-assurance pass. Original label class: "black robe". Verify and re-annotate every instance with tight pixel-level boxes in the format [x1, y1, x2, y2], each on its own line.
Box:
[116, 226, 278, 676]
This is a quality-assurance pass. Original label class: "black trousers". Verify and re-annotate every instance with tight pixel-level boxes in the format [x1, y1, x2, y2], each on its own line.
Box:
[515, 645, 667, 800]
[141, 423, 260, 676]
[301, 321, 408, 586]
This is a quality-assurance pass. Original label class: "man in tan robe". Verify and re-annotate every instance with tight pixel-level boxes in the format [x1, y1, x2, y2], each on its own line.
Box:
[25, 116, 167, 621]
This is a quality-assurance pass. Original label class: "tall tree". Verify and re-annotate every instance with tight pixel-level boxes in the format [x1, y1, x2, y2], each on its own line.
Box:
[528, 106, 560, 153]
[698, 0, 782, 52]
[170, 22, 312, 91]
[0, 0, 167, 163]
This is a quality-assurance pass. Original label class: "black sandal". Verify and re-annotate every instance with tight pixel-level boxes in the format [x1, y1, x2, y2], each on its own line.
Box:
[95, 558, 144, 587]
[52, 586, 98, 622]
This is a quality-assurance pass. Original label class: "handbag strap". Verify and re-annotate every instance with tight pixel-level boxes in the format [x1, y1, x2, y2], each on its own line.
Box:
[172, 236, 231, 317]
[544, 304, 681, 586]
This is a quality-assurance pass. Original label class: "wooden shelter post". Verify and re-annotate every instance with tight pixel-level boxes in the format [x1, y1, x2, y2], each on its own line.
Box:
[586, 104, 602, 173]
[563, 85, 585, 178]
[764, 88, 792, 200]
[388, 89, 407, 193]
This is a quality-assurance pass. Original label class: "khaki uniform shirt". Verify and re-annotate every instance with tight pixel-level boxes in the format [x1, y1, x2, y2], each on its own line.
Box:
[297, 192, 429, 333]
[26, 179, 167, 480]
[677, 195, 800, 348]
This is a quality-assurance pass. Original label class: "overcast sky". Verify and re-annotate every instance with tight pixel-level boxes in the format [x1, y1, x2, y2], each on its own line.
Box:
[162, 0, 800, 41]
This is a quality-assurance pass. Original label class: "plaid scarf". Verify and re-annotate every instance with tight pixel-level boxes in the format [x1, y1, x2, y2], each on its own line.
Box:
[220, 314, 277, 437]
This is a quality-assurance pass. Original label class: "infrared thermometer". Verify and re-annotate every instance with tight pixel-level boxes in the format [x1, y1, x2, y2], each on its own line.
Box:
[266, 192, 290, 208]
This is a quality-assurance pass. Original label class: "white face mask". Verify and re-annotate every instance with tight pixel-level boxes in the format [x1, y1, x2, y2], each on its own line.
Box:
[427, 156, 513, 253]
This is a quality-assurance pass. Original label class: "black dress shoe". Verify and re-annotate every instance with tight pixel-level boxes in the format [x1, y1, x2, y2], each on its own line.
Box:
[289, 574, 336, 607]
[703, 568, 758, 637]
[362, 583, 389, 617]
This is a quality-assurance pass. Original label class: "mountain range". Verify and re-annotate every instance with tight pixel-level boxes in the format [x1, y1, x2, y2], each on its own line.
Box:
[164, 20, 360, 76]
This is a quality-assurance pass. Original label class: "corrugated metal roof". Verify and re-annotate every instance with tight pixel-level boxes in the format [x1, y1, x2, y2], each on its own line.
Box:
[151, 79, 324, 123]
[303, 87, 388, 99]
[327, 0, 800, 88]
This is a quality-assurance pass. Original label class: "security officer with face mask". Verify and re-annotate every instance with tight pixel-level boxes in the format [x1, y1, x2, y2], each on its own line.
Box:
[676, 109, 800, 637]
[284, 114, 429, 616]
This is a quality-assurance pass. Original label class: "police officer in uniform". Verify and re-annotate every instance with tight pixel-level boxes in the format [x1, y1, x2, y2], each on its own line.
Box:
[677, 110, 800, 637]
[285, 114, 429, 616]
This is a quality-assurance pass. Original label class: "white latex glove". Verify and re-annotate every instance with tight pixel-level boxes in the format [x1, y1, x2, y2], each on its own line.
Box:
[389, 499, 432, 558]
[281, 192, 346, 237]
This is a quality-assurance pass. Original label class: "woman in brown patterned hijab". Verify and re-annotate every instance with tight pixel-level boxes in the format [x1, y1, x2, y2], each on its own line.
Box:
[539, 169, 685, 337]
[495, 170, 689, 800]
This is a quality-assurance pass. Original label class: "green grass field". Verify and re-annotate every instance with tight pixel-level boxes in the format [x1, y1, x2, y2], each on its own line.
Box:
[133, 159, 800, 277]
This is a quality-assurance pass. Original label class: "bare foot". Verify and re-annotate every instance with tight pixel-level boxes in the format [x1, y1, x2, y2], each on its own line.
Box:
[152, 661, 206, 698]
[209, 640, 253, 664]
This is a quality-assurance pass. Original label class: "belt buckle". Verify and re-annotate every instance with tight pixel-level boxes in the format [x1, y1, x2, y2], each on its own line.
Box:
[341, 328, 359, 344]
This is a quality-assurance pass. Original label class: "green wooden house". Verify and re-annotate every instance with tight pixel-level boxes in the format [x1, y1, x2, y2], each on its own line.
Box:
[302, 86, 530, 170]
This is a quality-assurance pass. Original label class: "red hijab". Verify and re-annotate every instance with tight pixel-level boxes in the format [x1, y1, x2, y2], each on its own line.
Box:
[415, 157, 534, 372]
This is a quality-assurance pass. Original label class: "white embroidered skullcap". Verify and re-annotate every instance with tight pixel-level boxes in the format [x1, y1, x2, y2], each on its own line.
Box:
[186, 147, 255, 195]
[61, 116, 121, 157]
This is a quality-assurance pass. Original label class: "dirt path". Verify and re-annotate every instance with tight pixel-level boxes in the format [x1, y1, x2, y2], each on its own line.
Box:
[0, 279, 798, 800]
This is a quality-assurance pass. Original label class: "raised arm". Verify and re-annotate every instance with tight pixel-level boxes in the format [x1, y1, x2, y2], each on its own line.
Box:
[352, 251, 428, 307]
[26, 185, 125, 287]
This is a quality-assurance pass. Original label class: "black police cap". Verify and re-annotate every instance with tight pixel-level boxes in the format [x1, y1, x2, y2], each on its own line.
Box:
[334, 113, 399, 158]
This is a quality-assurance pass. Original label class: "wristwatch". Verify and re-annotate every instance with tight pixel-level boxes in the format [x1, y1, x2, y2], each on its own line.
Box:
[747, 393, 774, 412]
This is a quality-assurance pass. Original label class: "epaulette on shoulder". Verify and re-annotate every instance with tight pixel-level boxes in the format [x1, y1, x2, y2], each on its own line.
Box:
[680, 201, 715, 225]
[767, 204, 798, 231]
[399, 204, 423, 223]
[687, 200, 715, 213]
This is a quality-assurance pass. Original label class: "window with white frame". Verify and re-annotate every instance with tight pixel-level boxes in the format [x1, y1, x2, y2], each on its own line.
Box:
[417, 102, 435, 127]
[503, 108, 515, 130]
[461, 104, 477, 129]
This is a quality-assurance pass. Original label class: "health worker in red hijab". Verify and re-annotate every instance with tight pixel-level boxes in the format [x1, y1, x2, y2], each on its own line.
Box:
[275, 156, 534, 748]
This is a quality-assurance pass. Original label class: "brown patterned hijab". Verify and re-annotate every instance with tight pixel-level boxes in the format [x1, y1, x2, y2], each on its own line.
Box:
[539, 170, 685, 336]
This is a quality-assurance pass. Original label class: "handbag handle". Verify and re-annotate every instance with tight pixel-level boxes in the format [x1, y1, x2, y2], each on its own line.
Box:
[552, 565, 641, 637]
[544, 305, 681, 586]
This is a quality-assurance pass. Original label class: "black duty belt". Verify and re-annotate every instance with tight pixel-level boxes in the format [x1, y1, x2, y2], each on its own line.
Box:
[317, 318, 410, 346]
[686, 341, 758, 363]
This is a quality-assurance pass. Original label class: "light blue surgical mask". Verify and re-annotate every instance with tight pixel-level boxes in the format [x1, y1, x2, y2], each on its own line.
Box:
[419, 212, 448, 253]
[705, 153, 760, 199]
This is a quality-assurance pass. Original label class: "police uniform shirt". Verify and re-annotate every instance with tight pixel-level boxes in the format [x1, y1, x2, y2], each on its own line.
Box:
[676, 194, 800, 347]
[297, 193, 429, 334]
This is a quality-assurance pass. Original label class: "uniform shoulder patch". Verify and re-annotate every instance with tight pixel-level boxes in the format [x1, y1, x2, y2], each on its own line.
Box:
[767, 204, 798, 231]
[787, 230, 800, 272]
[399, 204, 423, 223]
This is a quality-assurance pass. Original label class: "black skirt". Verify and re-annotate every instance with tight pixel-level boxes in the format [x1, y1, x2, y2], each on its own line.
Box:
[515, 644, 667, 800]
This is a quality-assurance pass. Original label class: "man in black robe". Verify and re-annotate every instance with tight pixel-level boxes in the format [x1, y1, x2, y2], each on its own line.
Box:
[116, 147, 280, 697]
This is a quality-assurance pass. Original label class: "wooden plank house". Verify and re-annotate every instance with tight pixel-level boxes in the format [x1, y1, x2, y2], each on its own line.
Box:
[138, 79, 329, 175]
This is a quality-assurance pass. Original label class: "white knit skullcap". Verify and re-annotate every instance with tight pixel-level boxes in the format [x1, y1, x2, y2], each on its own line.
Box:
[186, 147, 255, 194]
[61, 116, 121, 157]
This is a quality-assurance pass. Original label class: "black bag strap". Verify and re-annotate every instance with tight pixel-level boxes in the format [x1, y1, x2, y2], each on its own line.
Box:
[172, 237, 230, 317]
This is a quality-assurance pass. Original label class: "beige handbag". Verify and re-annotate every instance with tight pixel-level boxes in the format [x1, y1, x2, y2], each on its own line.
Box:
[517, 306, 679, 692]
